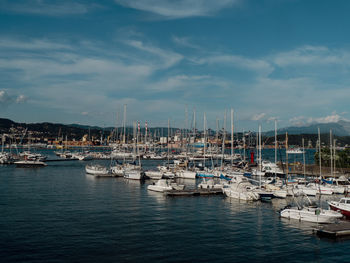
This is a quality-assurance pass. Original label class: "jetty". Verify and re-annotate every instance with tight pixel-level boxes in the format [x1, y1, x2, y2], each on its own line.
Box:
[164, 188, 223, 197]
[314, 221, 350, 238]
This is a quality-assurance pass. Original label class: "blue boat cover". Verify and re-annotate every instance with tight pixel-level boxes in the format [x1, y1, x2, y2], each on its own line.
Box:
[220, 174, 231, 181]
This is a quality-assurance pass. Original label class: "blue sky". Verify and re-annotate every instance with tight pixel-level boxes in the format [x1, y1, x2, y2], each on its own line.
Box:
[1, 0, 350, 131]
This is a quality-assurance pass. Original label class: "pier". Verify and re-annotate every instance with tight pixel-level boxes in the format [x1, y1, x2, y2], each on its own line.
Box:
[315, 221, 350, 238]
[164, 188, 223, 196]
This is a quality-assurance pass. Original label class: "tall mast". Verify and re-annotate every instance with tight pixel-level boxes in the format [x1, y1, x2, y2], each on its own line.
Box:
[302, 138, 306, 179]
[123, 104, 127, 144]
[274, 120, 277, 178]
[231, 108, 234, 166]
[330, 129, 333, 178]
[259, 125, 262, 188]
[221, 110, 227, 170]
[203, 112, 206, 170]
[243, 129, 246, 163]
[285, 132, 289, 182]
[318, 127, 322, 178]
[334, 139, 337, 174]
[167, 119, 170, 168]
[193, 107, 196, 138]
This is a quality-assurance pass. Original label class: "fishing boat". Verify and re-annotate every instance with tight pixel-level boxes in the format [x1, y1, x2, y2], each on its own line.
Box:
[328, 197, 350, 218]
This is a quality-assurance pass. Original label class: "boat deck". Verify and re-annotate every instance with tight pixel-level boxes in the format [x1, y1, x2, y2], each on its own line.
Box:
[164, 188, 223, 196]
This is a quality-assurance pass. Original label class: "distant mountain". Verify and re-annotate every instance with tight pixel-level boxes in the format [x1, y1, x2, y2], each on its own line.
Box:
[265, 120, 350, 137]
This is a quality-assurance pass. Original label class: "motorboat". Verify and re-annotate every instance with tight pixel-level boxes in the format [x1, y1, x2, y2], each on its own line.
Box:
[222, 175, 260, 201]
[147, 179, 173, 192]
[280, 204, 343, 223]
[15, 160, 47, 167]
[328, 197, 350, 218]
[85, 164, 109, 176]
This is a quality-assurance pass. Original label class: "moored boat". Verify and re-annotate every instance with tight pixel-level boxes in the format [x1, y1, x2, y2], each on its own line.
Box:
[328, 197, 350, 218]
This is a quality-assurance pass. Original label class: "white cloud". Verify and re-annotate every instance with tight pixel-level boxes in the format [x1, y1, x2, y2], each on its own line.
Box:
[0, 90, 27, 107]
[172, 36, 200, 49]
[251, 113, 266, 121]
[311, 114, 343, 124]
[0, 0, 98, 16]
[196, 54, 274, 76]
[124, 40, 183, 69]
[273, 45, 350, 67]
[114, 0, 239, 19]
[289, 116, 307, 126]
[16, 95, 28, 103]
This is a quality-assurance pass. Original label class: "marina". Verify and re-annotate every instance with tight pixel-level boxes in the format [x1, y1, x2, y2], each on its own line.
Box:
[1, 157, 350, 262]
[2, 1, 350, 261]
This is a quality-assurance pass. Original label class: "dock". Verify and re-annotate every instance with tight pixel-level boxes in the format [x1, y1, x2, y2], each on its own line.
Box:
[314, 221, 350, 238]
[164, 188, 223, 197]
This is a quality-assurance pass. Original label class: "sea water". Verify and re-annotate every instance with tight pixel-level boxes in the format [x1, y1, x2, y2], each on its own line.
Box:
[0, 152, 348, 263]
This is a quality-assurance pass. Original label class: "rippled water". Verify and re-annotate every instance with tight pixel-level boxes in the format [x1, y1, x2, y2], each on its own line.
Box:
[0, 154, 349, 262]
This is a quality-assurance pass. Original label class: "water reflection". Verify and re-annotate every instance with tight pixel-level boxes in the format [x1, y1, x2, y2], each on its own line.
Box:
[147, 190, 167, 204]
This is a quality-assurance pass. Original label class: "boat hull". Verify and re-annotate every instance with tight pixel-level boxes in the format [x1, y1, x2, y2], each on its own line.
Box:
[329, 203, 350, 219]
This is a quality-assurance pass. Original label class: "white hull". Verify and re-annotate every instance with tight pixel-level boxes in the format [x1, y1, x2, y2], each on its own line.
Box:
[223, 188, 259, 201]
[124, 170, 143, 180]
[15, 160, 47, 167]
[145, 171, 163, 179]
[280, 207, 342, 223]
[147, 185, 172, 192]
[273, 190, 287, 199]
[176, 170, 196, 179]
[85, 165, 109, 176]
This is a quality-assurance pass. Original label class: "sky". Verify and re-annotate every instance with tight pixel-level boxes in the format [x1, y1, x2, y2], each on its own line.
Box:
[1, 0, 350, 131]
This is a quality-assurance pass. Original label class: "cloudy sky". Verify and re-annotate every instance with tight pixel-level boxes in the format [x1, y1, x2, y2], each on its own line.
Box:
[1, 0, 350, 131]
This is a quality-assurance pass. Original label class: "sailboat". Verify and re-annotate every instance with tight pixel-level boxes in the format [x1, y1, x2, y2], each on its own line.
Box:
[123, 121, 144, 180]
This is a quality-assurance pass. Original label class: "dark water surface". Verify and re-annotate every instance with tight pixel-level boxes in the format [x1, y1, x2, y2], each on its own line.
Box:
[0, 156, 349, 262]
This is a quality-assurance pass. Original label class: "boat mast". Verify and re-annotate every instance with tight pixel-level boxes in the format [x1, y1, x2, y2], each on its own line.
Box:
[274, 120, 277, 178]
[330, 129, 333, 178]
[123, 104, 127, 144]
[334, 138, 337, 174]
[285, 132, 289, 183]
[302, 138, 306, 179]
[243, 129, 246, 163]
[318, 127, 322, 179]
[259, 125, 262, 188]
[231, 108, 234, 167]
[221, 110, 227, 170]
[167, 119, 170, 169]
[203, 112, 206, 171]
